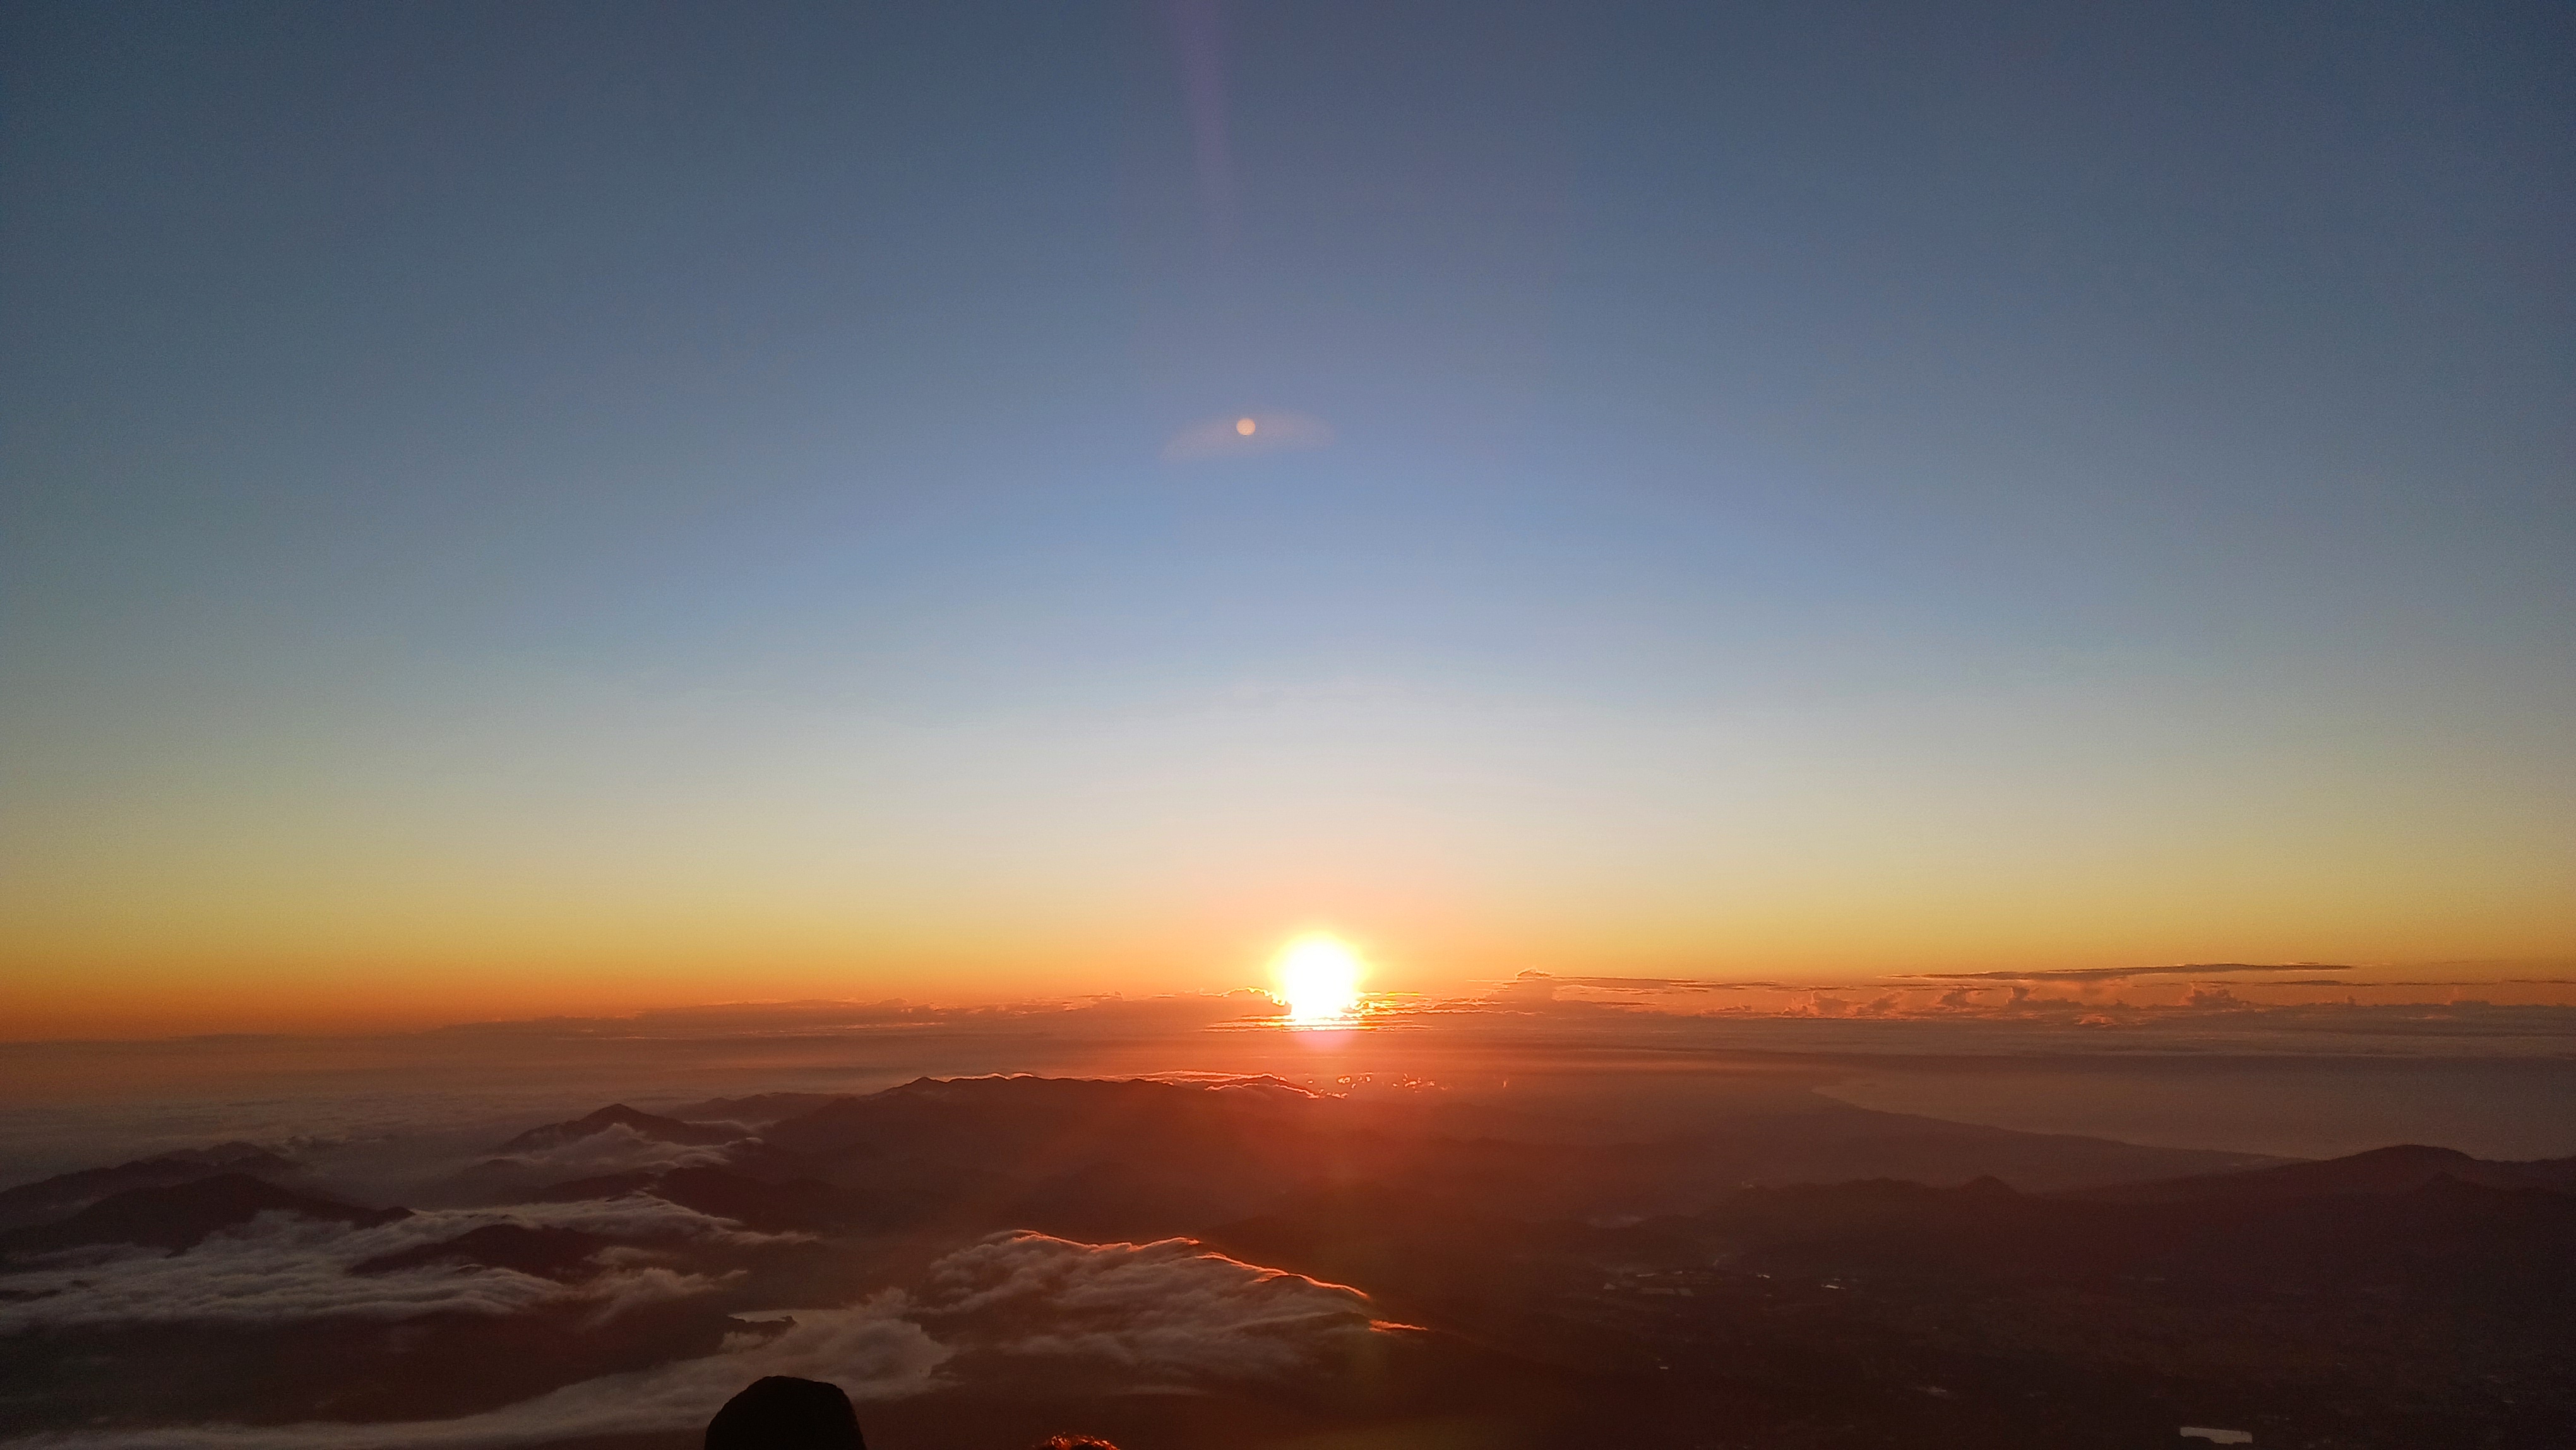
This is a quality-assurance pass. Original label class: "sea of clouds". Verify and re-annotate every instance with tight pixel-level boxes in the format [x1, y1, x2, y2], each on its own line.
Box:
[1, 1230, 1398, 1449]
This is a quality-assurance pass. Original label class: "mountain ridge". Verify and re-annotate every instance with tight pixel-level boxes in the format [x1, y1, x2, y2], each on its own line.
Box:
[0, 1173, 409, 1256]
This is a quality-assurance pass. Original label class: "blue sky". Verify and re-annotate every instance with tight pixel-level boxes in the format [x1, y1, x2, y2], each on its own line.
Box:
[3, 1, 2570, 1029]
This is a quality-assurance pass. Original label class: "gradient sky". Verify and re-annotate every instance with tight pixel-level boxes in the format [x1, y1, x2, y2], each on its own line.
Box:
[4, 2, 2571, 1034]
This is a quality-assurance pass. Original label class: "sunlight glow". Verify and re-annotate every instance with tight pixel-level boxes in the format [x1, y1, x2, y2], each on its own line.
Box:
[1235, 416, 1257, 435]
[1273, 935, 1364, 1024]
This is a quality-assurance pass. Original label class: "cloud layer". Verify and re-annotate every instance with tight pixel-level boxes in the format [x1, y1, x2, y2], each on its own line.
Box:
[916, 1231, 1383, 1384]
[1, 1231, 1398, 1450]
[0, 1197, 783, 1332]
[461, 1120, 741, 1180]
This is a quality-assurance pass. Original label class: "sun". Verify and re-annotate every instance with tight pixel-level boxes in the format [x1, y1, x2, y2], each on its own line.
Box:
[1272, 935, 1364, 1024]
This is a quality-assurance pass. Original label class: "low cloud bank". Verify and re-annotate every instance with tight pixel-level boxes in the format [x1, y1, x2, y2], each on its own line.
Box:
[0, 1196, 784, 1331]
[457, 1120, 740, 1180]
[1, 1233, 1399, 1449]
[1475, 969, 2576, 1040]
[917, 1231, 1382, 1384]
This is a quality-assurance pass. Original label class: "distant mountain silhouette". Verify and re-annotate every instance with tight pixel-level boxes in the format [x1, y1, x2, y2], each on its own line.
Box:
[2072, 1142, 2576, 1202]
[492, 1103, 742, 1154]
[349, 1222, 608, 1278]
[443, 1116, 804, 1209]
[0, 1173, 408, 1256]
[0, 1142, 296, 1230]
[664, 1091, 846, 1126]
[536, 1165, 849, 1232]
[402, 1074, 2296, 1257]
[1675, 1167, 2576, 1304]
[534, 1168, 663, 1201]
[746, 1074, 2278, 1231]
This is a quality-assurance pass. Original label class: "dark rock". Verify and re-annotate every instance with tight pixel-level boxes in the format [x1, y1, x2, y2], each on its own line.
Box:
[705, 1375, 866, 1450]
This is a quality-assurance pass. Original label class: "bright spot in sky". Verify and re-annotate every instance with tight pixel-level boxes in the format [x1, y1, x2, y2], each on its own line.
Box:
[1273, 935, 1364, 1024]
[1235, 416, 1257, 436]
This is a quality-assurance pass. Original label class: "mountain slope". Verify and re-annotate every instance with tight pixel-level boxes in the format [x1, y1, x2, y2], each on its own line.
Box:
[0, 1144, 297, 1230]
[0, 1173, 409, 1255]
[2072, 1142, 2576, 1202]
[492, 1104, 742, 1154]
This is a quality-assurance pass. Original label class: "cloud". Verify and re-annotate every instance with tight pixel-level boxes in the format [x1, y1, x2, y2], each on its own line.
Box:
[1161, 411, 1333, 462]
[426, 992, 1281, 1045]
[0, 1197, 785, 1331]
[1, 1233, 1399, 1450]
[1132, 1072, 1318, 1104]
[1498, 971, 1782, 996]
[914, 1231, 1385, 1384]
[1486, 972, 1796, 1010]
[468, 1123, 737, 1179]
[1904, 962, 2358, 984]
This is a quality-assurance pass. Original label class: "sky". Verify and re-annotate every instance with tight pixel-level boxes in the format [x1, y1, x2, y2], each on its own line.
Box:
[3, 1, 2572, 1036]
